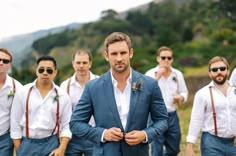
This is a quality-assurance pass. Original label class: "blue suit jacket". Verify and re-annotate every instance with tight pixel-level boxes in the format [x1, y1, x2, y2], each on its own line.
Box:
[70, 69, 168, 156]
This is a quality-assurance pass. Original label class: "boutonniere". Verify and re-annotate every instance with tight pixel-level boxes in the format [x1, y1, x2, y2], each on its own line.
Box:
[53, 94, 59, 103]
[7, 90, 15, 99]
[132, 80, 143, 93]
[172, 76, 177, 83]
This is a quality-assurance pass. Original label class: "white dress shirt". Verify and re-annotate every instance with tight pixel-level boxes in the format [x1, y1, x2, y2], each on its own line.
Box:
[229, 68, 236, 86]
[187, 81, 236, 143]
[60, 71, 99, 126]
[10, 80, 72, 139]
[0, 75, 22, 136]
[145, 66, 188, 112]
[111, 71, 131, 129]
[101, 69, 148, 142]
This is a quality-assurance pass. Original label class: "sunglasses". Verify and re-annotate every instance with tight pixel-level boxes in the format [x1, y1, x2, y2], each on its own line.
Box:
[210, 66, 227, 72]
[0, 58, 11, 64]
[161, 56, 172, 60]
[38, 68, 54, 74]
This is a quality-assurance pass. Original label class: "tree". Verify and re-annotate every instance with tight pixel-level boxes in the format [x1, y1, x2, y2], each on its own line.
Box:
[100, 9, 118, 20]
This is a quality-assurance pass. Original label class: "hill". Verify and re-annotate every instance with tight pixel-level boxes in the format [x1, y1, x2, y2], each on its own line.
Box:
[4, 0, 236, 86]
[0, 23, 81, 67]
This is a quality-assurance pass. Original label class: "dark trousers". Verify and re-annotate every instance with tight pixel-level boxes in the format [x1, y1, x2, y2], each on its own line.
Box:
[65, 134, 94, 156]
[0, 132, 14, 156]
[150, 111, 181, 156]
[201, 132, 236, 156]
[16, 134, 59, 156]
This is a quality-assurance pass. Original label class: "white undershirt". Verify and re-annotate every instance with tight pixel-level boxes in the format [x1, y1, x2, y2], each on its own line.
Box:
[111, 70, 131, 129]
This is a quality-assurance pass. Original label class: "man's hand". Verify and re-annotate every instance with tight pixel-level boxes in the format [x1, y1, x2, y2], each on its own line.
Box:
[155, 64, 168, 80]
[49, 137, 70, 156]
[104, 127, 124, 142]
[124, 130, 146, 146]
[49, 147, 65, 156]
[13, 139, 21, 152]
[185, 143, 195, 156]
[173, 95, 184, 106]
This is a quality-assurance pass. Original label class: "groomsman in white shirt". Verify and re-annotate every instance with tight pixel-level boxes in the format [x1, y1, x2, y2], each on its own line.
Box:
[0, 48, 22, 155]
[60, 49, 99, 156]
[145, 46, 188, 156]
[10, 56, 72, 156]
[186, 56, 236, 156]
[229, 67, 236, 86]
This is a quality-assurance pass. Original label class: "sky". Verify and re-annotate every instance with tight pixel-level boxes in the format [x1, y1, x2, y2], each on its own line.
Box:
[0, 0, 153, 41]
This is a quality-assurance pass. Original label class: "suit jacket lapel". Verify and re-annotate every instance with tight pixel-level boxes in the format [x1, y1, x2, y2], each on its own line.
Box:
[103, 71, 124, 131]
[125, 70, 141, 132]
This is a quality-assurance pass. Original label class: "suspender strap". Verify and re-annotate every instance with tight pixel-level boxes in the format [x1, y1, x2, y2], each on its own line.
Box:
[173, 72, 179, 92]
[12, 78, 16, 93]
[209, 86, 218, 136]
[8, 78, 16, 132]
[67, 78, 71, 94]
[51, 88, 60, 138]
[25, 86, 33, 137]
[25, 87, 60, 138]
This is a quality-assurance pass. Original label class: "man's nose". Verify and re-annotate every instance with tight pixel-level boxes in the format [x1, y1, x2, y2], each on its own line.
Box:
[116, 54, 122, 61]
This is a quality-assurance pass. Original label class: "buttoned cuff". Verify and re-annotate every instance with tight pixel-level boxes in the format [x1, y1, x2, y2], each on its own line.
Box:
[186, 135, 197, 144]
[101, 129, 107, 142]
[142, 131, 148, 143]
[60, 129, 72, 139]
[10, 131, 22, 139]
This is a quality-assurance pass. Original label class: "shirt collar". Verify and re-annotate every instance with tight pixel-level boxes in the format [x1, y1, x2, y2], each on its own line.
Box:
[33, 79, 56, 89]
[71, 71, 97, 85]
[110, 69, 132, 87]
[2, 74, 13, 89]
[209, 80, 233, 88]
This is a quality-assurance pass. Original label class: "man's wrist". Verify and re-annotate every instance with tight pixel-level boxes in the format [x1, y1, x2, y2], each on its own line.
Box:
[101, 129, 107, 142]
[142, 131, 148, 143]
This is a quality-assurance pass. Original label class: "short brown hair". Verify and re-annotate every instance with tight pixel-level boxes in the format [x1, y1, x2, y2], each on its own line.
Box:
[0, 48, 13, 62]
[104, 32, 132, 52]
[157, 46, 173, 56]
[72, 49, 92, 61]
[208, 56, 229, 71]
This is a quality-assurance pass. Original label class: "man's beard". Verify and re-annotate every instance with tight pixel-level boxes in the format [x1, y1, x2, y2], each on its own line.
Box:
[212, 74, 228, 85]
[113, 63, 129, 73]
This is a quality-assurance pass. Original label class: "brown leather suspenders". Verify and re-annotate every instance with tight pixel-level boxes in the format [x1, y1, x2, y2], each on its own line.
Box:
[67, 78, 71, 94]
[25, 86, 60, 138]
[209, 86, 218, 136]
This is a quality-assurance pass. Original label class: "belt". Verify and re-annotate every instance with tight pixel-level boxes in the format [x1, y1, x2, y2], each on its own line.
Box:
[0, 132, 10, 140]
[22, 134, 57, 143]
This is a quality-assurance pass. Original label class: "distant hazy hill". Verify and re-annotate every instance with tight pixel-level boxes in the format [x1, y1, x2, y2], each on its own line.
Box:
[0, 23, 81, 67]
[0, 0, 164, 68]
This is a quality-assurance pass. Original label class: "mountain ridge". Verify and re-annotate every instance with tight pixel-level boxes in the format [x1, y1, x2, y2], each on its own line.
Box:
[0, 23, 81, 67]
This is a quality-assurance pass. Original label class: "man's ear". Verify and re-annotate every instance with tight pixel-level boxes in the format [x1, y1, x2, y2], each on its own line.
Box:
[104, 51, 109, 61]
[156, 56, 159, 62]
[129, 48, 134, 59]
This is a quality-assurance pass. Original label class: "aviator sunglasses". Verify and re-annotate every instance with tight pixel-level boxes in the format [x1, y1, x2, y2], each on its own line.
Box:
[38, 68, 54, 74]
[210, 66, 227, 72]
[161, 56, 172, 60]
[0, 58, 11, 64]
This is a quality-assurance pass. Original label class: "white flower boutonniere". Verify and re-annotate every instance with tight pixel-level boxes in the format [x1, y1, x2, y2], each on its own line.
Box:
[132, 80, 143, 93]
[172, 76, 177, 83]
[53, 94, 59, 103]
[8, 90, 15, 99]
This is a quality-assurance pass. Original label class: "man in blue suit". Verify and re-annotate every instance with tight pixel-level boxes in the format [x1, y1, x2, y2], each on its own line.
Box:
[70, 32, 169, 156]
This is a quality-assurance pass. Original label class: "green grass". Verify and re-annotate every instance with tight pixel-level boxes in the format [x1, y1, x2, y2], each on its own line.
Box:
[178, 104, 201, 156]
